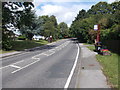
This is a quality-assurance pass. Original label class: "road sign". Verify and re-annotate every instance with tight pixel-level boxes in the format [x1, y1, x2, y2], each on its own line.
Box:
[94, 25, 98, 30]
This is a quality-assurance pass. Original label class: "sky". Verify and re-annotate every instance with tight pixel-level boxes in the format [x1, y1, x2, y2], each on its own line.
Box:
[33, 0, 116, 27]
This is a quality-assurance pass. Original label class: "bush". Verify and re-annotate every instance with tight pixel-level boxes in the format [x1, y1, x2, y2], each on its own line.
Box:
[18, 35, 26, 40]
[2, 40, 12, 50]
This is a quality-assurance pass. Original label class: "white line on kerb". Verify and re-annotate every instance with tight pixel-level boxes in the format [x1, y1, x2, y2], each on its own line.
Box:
[64, 44, 80, 88]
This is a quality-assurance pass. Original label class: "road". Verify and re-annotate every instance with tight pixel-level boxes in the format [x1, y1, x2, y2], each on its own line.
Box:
[1, 39, 81, 88]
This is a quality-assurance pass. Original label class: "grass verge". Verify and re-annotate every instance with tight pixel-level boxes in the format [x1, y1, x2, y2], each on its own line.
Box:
[87, 45, 119, 88]
[11, 40, 48, 51]
[0, 50, 15, 54]
[0, 40, 48, 54]
[87, 45, 95, 51]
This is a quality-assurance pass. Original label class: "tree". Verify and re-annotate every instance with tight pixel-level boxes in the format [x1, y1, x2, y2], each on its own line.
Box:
[37, 15, 59, 40]
[17, 2, 36, 40]
[70, 1, 120, 43]
[74, 9, 87, 21]
[58, 22, 69, 38]
[2, 2, 35, 50]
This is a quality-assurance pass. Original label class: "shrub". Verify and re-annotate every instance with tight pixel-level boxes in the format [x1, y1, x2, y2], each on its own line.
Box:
[2, 40, 12, 50]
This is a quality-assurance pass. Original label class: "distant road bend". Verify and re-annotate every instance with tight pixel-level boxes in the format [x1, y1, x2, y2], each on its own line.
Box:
[1, 38, 81, 88]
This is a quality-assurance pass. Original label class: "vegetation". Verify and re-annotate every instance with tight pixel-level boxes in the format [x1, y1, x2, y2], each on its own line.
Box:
[87, 45, 95, 51]
[0, 50, 15, 54]
[70, 1, 120, 44]
[87, 45, 119, 88]
[96, 53, 118, 88]
[11, 40, 48, 51]
[2, 2, 69, 51]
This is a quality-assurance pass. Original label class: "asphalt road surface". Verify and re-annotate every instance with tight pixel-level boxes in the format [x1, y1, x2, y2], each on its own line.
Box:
[1, 39, 81, 88]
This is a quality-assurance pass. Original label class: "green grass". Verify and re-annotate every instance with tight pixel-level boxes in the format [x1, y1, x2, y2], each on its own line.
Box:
[87, 45, 119, 88]
[1, 40, 49, 53]
[0, 50, 15, 54]
[96, 53, 119, 88]
[11, 40, 48, 51]
[83, 43, 93, 45]
[87, 45, 95, 51]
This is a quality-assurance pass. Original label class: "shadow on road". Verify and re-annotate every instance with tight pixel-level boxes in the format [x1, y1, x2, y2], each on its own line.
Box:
[24, 44, 57, 52]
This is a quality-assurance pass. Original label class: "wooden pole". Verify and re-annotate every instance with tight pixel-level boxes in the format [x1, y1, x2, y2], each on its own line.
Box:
[96, 24, 100, 42]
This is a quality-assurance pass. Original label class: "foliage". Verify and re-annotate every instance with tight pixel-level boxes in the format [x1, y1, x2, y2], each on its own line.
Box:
[2, 2, 35, 49]
[2, 29, 13, 50]
[11, 40, 48, 51]
[70, 1, 120, 43]
[58, 22, 69, 38]
[37, 15, 69, 40]
[17, 35, 26, 40]
[96, 54, 118, 88]
[2, 2, 69, 50]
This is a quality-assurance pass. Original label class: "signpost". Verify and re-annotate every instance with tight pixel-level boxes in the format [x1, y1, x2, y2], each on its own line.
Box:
[94, 24, 101, 52]
[94, 24, 100, 42]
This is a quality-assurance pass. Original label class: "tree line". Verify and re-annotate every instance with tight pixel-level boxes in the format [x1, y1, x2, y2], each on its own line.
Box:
[70, 1, 120, 43]
[2, 2, 69, 50]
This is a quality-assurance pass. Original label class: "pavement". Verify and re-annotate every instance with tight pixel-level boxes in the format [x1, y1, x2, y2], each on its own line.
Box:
[0, 39, 111, 88]
[76, 43, 110, 88]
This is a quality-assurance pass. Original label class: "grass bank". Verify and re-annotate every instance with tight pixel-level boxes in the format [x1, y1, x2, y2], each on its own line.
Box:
[0, 40, 48, 54]
[11, 40, 48, 51]
[0, 50, 15, 54]
[87, 45, 119, 88]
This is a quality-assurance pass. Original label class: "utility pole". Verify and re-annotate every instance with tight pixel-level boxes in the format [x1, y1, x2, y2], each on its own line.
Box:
[94, 24, 101, 42]
[96, 24, 100, 42]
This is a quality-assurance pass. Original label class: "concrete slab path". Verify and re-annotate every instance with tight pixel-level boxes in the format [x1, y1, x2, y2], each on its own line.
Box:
[77, 43, 110, 88]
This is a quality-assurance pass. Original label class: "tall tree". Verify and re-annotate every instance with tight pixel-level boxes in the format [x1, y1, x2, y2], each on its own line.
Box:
[2, 2, 35, 50]
[70, 1, 120, 43]
[58, 22, 69, 38]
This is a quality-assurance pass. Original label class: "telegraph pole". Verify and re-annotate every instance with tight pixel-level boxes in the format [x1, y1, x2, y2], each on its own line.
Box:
[96, 24, 100, 42]
[94, 24, 101, 42]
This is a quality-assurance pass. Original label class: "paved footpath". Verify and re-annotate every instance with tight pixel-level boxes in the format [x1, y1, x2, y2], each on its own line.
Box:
[76, 43, 110, 88]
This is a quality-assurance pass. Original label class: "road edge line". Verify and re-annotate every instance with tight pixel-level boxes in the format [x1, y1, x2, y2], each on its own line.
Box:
[64, 43, 80, 88]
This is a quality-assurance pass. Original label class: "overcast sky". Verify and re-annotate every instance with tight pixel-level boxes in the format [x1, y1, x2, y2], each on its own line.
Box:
[33, 0, 116, 27]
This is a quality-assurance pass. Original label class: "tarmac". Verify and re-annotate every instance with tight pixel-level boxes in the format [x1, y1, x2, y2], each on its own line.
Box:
[0, 41, 57, 58]
[0, 42, 111, 88]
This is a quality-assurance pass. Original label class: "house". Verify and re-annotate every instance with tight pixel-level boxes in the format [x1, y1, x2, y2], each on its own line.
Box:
[33, 35, 45, 40]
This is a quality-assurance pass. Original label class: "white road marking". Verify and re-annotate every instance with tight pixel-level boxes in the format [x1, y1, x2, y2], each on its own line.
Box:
[11, 41, 69, 73]
[10, 65, 21, 69]
[0, 65, 10, 70]
[42, 50, 55, 56]
[42, 53, 49, 56]
[1, 40, 70, 72]
[0, 60, 24, 70]
[64, 44, 80, 88]
[12, 60, 24, 65]
[48, 51, 55, 56]
[11, 59, 40, 73]
[32, 54, 41, 59]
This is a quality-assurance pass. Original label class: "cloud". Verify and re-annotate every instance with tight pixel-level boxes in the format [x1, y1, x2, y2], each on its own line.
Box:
[107, 0, 116, 3]
[34, 2, 93, 27]
[33, 0, 117, 27]
[33, 0, 105, 3]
